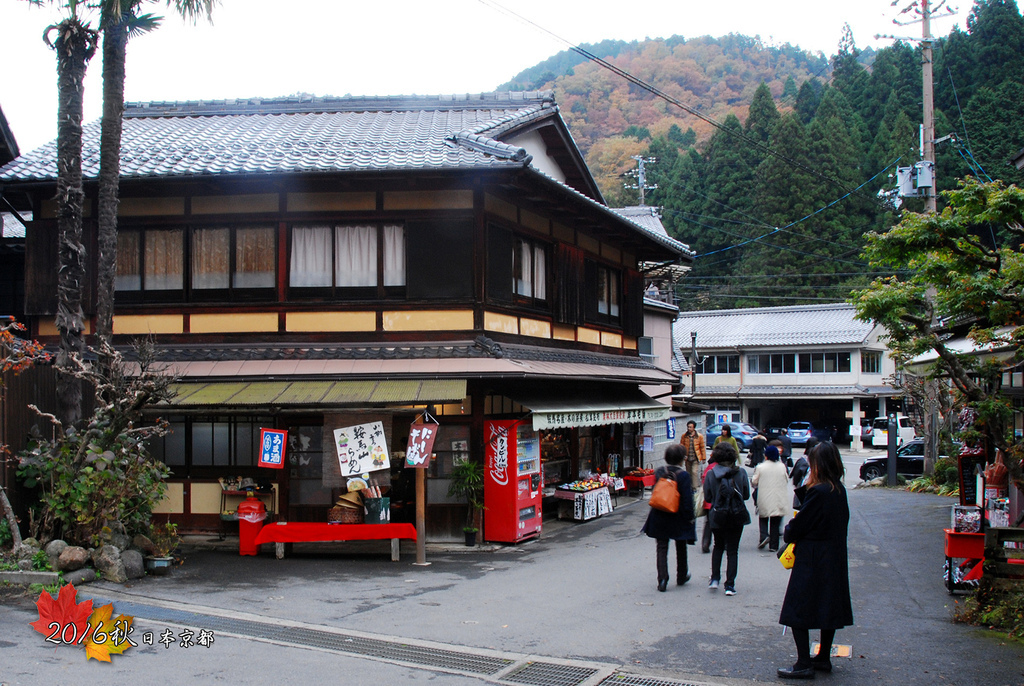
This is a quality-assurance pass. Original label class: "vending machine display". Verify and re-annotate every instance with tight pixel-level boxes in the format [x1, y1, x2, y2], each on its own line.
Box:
[484, 420, 543, 543]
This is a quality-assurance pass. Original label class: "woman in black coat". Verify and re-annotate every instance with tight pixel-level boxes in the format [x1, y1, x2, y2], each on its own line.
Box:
[641, 444, 696, 591]
[777, 442, 854, 679]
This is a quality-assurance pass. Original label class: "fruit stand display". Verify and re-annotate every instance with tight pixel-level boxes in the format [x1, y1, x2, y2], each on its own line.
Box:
[623, 467, 655, 498]
[554, 479, 613, 522]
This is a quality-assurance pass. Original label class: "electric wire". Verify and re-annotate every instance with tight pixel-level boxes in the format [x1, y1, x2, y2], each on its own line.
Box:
[476, 0, 880, 203]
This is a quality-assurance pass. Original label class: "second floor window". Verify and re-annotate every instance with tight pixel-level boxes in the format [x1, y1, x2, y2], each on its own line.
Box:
[861, 351, 882, 374]
[116, 225, 276, 302]
[748, 353, 796, 374]
[193, 226, 276, 297]
[290, 224, 405, 296]
[799, 351, 851, 373]
[695, 354, 739, 374]
[514, 237, 548, 302]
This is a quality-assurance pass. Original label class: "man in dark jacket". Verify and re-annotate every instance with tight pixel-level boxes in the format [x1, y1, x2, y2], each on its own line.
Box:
[779, 429, 793, 467]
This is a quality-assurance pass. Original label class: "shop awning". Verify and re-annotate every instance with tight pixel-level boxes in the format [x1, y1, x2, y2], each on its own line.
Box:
[508, 387, 670, 431]
[163, 379, 466, 408]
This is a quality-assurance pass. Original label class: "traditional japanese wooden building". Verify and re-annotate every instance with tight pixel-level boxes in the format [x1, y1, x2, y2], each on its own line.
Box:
[0, 92, 692, 540]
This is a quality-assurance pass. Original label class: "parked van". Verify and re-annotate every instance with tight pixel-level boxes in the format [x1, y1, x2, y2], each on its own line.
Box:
[871, 415, 916, 448]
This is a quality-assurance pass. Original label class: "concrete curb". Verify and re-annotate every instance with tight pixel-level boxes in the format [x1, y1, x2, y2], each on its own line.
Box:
[0, 570, 60, 585]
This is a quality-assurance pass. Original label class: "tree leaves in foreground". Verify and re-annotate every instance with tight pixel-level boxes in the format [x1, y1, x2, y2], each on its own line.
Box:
[851, 178, 1024, 488]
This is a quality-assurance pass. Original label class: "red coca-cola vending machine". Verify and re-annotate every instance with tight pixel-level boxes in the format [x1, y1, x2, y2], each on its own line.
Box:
[484, 419, 543, 543]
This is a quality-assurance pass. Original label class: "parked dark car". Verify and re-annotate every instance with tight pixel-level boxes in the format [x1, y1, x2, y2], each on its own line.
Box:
[859, 439, 961, 481]
[706, 422, 760, 452]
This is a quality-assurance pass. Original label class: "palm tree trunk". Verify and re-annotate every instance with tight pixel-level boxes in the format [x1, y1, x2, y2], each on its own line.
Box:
[96, 18, 128, 353]
[52, 19, 96, 427]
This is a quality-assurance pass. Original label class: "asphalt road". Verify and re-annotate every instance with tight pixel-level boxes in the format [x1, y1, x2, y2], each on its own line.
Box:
[2, 455, 1022, 685]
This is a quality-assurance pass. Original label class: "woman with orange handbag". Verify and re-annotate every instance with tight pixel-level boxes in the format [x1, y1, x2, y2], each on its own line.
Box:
[641, 444, 696, 592]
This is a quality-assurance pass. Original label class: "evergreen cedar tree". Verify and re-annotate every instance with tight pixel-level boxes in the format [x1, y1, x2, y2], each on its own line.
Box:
[504, 0, 1024, 309]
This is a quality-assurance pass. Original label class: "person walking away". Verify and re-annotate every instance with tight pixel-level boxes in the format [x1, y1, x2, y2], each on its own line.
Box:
[703, 443, 750, 596]
[779, 428, 793, 468]
[700, 450, 717, 553]
[714, 425, 740, 455]
[777, 442, 853, 679]
[679, 420, 706, 490]
[790, 438, 816, 511]
[747, 432, 767, 468]
[751, 445, 789, 551]
[641, 444, 696, 591]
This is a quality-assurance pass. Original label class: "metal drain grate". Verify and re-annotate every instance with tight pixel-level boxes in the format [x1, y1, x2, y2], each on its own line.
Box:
[89, 597, 513, 676]
[503, 661, 599, 686]
[599, 675, 703, 686]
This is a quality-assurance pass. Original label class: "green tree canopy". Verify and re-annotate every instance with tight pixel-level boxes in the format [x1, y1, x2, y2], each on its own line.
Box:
[851, 178, 1024, 487]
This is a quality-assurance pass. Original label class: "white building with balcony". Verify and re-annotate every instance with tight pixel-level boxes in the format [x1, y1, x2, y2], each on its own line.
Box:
[674, 303, 900, 449]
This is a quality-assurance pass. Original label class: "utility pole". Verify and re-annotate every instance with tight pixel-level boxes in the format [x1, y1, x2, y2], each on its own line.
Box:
[625, 155, 658, 206]
[879, 0, 956, 214]
[921, 0, 936, 213]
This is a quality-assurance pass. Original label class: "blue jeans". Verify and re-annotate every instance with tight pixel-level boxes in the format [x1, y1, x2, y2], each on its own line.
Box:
[711, 525, 743, 588]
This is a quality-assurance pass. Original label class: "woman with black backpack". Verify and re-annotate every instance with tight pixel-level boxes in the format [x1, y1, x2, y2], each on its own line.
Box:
[641, 444, 696, 592]
[703, 442, 751, 596]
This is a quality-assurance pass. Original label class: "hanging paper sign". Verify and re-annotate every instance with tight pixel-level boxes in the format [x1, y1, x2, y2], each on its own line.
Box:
[405, 421, 439, 468]
[334, 421, 390, 476]
[258, 428, 287, 469]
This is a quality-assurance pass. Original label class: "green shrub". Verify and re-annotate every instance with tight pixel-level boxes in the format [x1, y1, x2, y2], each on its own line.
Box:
[31, 550, 51, 572]
[0, 518, 11, 549]
[954, 591, 1024, 641]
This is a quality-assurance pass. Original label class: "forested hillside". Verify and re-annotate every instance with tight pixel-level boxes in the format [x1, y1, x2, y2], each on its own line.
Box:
[502, 0, 1024, 310]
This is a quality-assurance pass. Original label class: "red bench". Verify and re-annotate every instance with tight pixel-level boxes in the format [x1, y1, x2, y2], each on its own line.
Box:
[253, 522, 417, 561]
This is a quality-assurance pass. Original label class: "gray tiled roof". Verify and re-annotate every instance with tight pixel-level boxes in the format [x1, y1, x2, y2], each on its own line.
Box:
[674, 303, 876, 350]
[0, 92, 689, 258]
[1, 93, 554, 181]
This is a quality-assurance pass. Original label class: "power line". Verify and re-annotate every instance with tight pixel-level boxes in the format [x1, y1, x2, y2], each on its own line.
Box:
[476, 0, 881, 203]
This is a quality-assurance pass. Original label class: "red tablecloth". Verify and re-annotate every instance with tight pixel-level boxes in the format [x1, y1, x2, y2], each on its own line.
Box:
[254, 522, 417, 545]
[623, 474, 656, 488]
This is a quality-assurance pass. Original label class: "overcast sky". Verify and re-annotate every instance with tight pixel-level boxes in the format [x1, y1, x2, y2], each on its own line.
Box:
[2, 0, 968, 153]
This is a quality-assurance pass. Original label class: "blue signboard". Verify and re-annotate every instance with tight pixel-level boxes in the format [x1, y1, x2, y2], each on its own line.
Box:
[258, 428, 287, 469]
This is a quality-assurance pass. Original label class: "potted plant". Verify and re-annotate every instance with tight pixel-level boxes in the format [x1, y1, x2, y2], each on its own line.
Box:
[144, 522, 180, 575]
[447, 459, 485, 546]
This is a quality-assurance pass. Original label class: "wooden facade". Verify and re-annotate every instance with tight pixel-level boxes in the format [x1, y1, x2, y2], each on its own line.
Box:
[0, 94, 690, 540]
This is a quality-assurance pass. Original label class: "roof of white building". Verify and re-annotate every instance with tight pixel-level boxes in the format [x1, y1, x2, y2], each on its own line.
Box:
[674, 303, 877, 351]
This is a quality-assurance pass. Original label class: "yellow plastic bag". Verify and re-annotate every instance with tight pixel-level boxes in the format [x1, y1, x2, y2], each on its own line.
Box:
[778, 542, 796, 569]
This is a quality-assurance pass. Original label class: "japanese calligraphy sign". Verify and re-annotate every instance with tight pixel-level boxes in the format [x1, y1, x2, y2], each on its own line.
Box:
[334, 421, 390, 476]
[405, 421, 438, 468]
[258, 428, 287, 469]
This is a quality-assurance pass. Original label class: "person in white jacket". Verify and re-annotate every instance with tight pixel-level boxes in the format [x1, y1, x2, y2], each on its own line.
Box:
[751, 444, 790, 552]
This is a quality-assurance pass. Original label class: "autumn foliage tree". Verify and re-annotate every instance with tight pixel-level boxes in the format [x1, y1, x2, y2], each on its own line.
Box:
[851, 179, 1024, 490]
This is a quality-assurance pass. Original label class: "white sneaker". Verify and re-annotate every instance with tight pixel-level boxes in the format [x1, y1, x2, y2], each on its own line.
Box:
[725, 587, 737, 596]
[708, 579, 719, 590]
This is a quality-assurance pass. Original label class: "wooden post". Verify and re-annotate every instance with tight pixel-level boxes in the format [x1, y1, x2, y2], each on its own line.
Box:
[413, 459, 430, 566]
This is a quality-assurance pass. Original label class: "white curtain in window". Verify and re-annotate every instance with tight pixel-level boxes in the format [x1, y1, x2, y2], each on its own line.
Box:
[192, 228, 230, 289]
[383, 224, 405, 287]
[335, 225, 377, 287]
[290, 225, 332, 287]
[609, 271, 620, 317]
[533, 244, 546, 300]
[234, 226, 276, 288]
[144, 229, 183, 290]
[517, 239, 533, 297]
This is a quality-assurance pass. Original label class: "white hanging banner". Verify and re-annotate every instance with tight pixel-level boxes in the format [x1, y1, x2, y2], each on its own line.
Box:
[334, 421, 390, 477]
